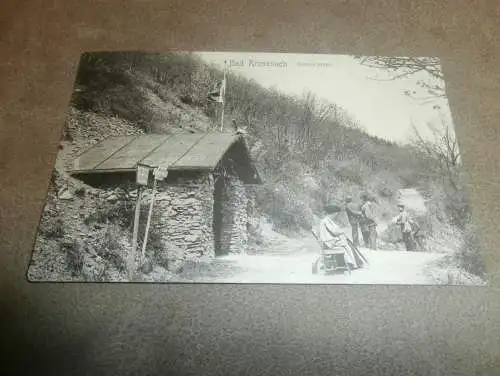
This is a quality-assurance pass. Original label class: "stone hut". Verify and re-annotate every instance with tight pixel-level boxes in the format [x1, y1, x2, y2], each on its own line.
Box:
[70, 132, 261, 261]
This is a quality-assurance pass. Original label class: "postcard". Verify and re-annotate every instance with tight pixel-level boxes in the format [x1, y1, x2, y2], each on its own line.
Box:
[27, 51, 488, 285]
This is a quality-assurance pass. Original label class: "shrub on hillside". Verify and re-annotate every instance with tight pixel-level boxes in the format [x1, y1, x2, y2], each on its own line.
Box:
[398, 170, 424, 188]
[61, 240, 84, 277]
[453, 223, 485, 278]
[257, 183, 314, 233]
[97, 224, 127, 273]
[443, 183, 471, 230]
[138, 226, 170, 269]
[83, 203, 130, 228]
[425, 220, 463, 254]
[39, 217, 65, 239]
[83, 194, 134, 229]
[332, 161, 365, 186]
[423, 183, 450, 226]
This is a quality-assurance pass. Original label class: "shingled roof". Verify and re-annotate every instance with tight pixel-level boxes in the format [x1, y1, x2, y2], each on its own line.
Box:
[70, 132, 261, 184]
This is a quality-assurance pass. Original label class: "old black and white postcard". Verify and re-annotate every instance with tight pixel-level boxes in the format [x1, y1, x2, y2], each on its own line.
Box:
[27, 51, 488, 285]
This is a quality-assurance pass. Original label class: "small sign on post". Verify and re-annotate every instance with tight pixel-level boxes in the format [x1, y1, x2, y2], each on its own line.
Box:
[136, 163, 150, 186]
[154, 166, 169, 181]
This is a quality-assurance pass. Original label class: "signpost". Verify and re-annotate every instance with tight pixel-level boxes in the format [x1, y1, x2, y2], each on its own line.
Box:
[140, 165, 169, 265]
[220, 60, 227, 131]
[136, 164, 150, 186]
[154, 166, 169, 181]
[129, 164, 150, 278]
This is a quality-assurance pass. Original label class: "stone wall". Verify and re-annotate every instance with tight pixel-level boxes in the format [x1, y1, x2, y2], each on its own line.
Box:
[221, 178, 249, 254]
[140, 171, 250, 266]
[145, 173, 215, 263]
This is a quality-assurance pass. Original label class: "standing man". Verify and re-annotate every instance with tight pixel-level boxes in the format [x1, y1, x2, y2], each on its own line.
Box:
[392, 203, 418, 252]
[345, 196, 362, 247]
[360, 193, 378, 249]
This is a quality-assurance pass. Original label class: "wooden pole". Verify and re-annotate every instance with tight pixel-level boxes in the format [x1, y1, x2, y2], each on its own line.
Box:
[220, 60, 227, 131]
[140, 176, 158, 264]
[129, 185, 142, 278]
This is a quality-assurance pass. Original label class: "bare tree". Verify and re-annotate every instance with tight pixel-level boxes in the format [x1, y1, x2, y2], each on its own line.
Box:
[410, 117, 461, 190]
[293, 91, 351, 167]
[354, 56, 446, 104]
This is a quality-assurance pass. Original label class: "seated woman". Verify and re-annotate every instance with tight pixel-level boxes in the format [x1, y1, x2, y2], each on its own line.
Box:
[312, 204, 357, 271]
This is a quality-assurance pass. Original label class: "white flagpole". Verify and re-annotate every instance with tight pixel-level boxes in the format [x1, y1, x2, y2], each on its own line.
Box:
[220, 61, 227, 131]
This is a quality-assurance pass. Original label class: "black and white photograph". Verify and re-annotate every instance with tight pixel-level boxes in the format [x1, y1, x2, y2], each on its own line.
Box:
[27, 51, 487, 285]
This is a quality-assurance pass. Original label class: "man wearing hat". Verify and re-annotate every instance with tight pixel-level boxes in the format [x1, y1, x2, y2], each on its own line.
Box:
[360, 193, 378, 249]
[345, 196, 362, 247]
[392, 203, 418, 251]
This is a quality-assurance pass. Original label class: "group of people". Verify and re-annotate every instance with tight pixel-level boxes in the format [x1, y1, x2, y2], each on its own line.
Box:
[344, 193, 378, 249]
[343, 193, 421, 252]
[314, 193, 421, 274]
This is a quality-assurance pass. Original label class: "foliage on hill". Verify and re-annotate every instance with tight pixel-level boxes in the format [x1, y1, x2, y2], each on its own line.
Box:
[71, 53, 421, 221]
[66, 51, 484, 278]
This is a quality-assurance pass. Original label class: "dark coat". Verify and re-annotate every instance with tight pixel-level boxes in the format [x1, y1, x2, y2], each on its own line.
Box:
[346, 202, 362, 225]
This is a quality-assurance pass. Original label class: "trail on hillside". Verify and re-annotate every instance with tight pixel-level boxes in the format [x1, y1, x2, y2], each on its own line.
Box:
[170, 231, 448, 285]
[169, 188, 484, 286]
[169, 210, 457, 285]
[397, 188, 427, 214]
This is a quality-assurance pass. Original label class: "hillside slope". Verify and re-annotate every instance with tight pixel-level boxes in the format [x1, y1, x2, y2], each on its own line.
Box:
[28, 51, 486, 283]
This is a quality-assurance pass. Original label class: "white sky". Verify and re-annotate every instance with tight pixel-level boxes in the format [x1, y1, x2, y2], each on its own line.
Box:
[197, 51, 455, 145]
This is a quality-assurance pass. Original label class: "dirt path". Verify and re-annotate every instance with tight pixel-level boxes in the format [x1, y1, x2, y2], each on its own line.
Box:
[171, 231, 447, 285]
[168, 189, 483, 285]
[397, 188, 427, 214]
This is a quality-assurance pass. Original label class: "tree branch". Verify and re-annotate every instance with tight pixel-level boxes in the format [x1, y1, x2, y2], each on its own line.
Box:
[355, 56, 446, 100]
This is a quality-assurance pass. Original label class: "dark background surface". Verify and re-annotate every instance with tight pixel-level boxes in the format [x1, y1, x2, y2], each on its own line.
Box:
[1, 1, 500, 374]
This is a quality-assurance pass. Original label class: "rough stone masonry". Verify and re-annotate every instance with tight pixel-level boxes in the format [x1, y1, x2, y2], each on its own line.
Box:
[146, 171, 250, 264]
[221, 178, 249, 254]
[151, 173, 215, 260]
